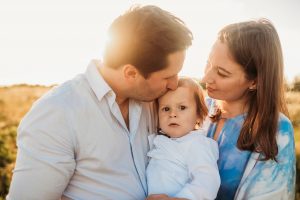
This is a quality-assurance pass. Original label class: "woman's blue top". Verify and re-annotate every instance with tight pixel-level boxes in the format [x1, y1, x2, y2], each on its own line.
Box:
[205, 98, 295, 199]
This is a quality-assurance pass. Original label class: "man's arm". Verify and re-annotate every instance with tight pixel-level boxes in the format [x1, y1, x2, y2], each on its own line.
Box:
[7, 98, 76, 200]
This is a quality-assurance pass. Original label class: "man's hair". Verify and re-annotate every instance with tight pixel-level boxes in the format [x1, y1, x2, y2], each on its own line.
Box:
[103, 5, 193, 78]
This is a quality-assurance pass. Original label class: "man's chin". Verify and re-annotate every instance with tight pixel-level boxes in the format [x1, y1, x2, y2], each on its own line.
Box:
[140, 99, 156, 102]
[134, 91, 167, 102]
[156, 90, 169, 99]
[132, 96, 156, 102]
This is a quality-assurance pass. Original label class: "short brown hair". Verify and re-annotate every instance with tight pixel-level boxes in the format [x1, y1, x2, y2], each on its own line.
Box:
[103, 5, 193, 78]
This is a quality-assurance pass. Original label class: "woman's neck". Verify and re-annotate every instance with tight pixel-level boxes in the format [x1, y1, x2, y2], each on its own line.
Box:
[216, 99, 248, 119]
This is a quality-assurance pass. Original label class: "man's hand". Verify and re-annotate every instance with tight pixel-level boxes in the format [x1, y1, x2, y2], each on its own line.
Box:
[146, 194, 189, 200]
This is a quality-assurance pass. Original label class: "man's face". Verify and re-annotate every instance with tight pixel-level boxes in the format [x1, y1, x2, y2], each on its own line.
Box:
[132, 50, 186, 102]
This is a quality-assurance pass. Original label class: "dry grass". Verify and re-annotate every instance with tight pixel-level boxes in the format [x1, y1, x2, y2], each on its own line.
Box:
[286, 92, 300, 128]
[286, 91, 300, 104]
[0, 85, 51, 127]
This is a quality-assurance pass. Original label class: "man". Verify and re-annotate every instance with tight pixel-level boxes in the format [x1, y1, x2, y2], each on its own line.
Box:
[8, 5, 192, 200]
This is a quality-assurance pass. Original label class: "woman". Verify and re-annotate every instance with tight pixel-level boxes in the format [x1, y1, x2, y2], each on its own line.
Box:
[202, 18, 295, 199]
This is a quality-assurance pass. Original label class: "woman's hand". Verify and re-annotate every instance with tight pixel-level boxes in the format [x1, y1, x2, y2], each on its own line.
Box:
[146, 194, 189, 200]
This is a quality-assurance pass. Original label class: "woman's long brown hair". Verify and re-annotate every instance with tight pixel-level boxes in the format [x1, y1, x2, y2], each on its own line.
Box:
[214, 19, 288, 160]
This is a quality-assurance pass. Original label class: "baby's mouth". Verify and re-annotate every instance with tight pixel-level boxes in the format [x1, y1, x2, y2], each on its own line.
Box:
[168, 123, 179, 127]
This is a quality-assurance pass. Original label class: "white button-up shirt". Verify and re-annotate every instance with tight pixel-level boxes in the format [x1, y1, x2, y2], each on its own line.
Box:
[8, 60, 157, 200]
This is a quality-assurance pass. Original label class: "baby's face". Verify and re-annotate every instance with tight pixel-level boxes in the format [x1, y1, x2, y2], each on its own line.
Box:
[158, 86, 200, 138]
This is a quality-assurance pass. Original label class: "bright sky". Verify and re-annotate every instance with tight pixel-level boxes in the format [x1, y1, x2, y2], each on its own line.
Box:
[1, 0, 299, 86]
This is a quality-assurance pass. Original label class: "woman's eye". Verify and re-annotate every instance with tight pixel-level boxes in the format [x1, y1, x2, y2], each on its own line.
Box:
[162, 107, 170, 112]
[180, 105, 186, 110]
[217, 71, 227, 77]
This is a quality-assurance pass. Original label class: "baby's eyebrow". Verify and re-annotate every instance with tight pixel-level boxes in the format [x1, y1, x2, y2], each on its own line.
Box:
[159, 100, 188, 106]
[159, 104, 168, 107]
[177, 101, 187, 104]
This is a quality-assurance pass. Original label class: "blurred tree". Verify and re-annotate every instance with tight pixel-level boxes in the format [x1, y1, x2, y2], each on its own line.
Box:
[292, 75, 300, 91]
[0, 125, 17, 198]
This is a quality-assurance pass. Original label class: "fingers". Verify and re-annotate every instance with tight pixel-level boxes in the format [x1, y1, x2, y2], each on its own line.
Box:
[146, 194, 169, 200]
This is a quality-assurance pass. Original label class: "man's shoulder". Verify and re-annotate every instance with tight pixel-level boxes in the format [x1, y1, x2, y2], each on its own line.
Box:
[33, 74, 89, 109]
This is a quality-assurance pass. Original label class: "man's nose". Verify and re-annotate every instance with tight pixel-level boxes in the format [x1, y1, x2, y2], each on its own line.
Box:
[167, 75, 178, 90]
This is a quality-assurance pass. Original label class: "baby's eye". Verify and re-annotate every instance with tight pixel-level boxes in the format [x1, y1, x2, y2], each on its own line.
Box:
[162, 107, 170, 112]
[179, 105, 186, 110]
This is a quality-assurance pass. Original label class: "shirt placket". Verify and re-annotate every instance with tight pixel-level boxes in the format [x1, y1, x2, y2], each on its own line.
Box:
[109, 97, 147, 196]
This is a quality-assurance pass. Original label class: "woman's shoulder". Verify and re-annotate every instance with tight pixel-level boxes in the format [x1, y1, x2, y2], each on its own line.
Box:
[276, 113, 294, 156]
[278, 113, 293, 135]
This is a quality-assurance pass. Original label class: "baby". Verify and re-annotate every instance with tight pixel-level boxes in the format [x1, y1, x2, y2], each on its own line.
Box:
[146, 77, 220, 200]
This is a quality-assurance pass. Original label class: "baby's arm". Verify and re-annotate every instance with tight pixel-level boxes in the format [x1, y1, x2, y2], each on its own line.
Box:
[175, 136, 220, 200]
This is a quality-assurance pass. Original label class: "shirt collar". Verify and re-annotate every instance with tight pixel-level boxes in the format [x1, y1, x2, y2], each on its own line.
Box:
[171, 129, 207, 142]
[85, 60, 113, 101]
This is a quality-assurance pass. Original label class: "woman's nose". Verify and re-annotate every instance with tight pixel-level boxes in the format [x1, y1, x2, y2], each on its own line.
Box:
[201, 68, 214, 84]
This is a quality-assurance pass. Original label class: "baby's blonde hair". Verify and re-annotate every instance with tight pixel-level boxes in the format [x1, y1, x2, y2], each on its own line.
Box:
[176, 77, 208, 125]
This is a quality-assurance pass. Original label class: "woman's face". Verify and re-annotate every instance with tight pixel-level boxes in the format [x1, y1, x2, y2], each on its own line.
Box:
[202, 40, 255, 103]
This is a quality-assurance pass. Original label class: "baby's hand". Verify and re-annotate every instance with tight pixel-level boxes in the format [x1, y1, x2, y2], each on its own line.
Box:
[146, 194, 168, 200]
[146, 194, 189, 200]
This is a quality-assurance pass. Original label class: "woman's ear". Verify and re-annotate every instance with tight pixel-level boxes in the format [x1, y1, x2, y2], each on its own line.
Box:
[249, 80, 257, 90]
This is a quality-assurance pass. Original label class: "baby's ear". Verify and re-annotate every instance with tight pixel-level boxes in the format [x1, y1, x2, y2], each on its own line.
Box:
[195, 121, 201, 130]
[157, 127, 162, 133]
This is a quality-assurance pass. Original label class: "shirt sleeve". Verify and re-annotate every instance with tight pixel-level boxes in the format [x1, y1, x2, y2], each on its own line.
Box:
[234, 115, 296, 200]
[175, 136, 221, 200]
[7, 97, 76, 200]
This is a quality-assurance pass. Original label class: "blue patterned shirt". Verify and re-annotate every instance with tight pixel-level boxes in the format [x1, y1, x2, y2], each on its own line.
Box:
[206, 98, 295, 199]
[207, 114, 251, 200]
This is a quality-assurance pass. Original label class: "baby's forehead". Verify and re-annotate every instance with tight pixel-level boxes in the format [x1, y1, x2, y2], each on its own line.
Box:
[158, 86, 194, 103]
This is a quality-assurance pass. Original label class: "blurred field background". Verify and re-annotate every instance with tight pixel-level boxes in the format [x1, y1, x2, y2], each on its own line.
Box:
[0, 82, 300, 199]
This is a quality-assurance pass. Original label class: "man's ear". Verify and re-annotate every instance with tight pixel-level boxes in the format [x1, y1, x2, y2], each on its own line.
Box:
[123, 64, 139, 81]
